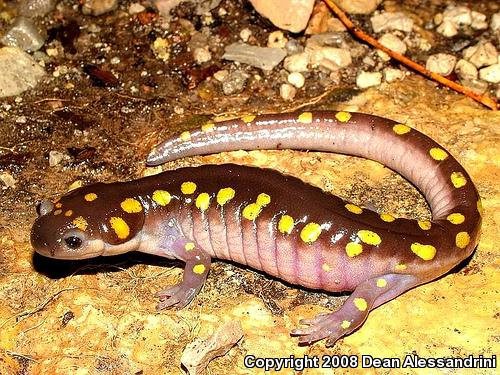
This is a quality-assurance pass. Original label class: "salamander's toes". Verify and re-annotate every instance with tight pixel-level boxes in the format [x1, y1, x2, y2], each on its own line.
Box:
[155, 283, 197, 310]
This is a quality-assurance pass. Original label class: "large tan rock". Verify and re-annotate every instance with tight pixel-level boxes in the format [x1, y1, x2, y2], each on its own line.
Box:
[249, 0, 315, 33]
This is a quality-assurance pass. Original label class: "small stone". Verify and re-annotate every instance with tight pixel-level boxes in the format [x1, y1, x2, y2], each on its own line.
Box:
[287, 72, 305, 88]
[309, 47, 352, 71]
[383, 68, 405, 82]
[128, 2, 145, 14]
[19, 0, 56, 17]
[49, 150, 66, 167]
[426, 53, 457, 76]
[213, 69, 229, 82]
[0, 46, 45, 98]
[280, 83, 296, 101]
[377, 33, 406, 61]
[479, 64, 500, 83]
[285, 39, 303, 55]
[442, 5, 472, 26]
[284, 52, 310, 72]
[454, 59, 478, 80]
[0, 172, 16, 188]
[223, 43, 286, 70]
[491, 12, 500, 32]
[15, 115, 27, 123]
[370, 12, 414, 33]
[222, 70, 249, 95]
[45, 47, 58, 57]
[173, 105, 184, 115]
[82, 0, 118, 16]
[249, 0, 315, 33]
[151, 37, 169, 61]
[110, 56, 120, 64]
[471, 11, 487, 30]
[436, 19, 458, 37]
[460, 79, 488, 95]
[463, 42, 498, 68]
[433, 13, 443, 25]
[336, 0, 382, 14]
[239, 28, 252, 42]
[267, 31, 288, 49]
[1, 17, 46, 52]
[193, 47, 212, 64]
[356, 71, 382, 88]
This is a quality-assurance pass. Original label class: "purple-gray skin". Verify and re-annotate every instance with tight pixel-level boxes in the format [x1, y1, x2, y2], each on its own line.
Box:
[31, 111, 481, 346]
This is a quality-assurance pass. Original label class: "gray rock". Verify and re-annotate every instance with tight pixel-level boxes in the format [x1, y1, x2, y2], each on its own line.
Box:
[222, 70, 249, 95]
[0, 47, 45, 98]
[223, 43, 286, 70]
[19, 0, 57, 17]
[1, 17, 45, 52]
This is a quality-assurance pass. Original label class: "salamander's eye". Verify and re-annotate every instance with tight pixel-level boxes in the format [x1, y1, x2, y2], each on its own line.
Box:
[64, 235, 83, 249]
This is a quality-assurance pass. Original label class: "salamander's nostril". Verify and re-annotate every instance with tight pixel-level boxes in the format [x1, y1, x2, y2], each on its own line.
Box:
[36, 200, 55, 216]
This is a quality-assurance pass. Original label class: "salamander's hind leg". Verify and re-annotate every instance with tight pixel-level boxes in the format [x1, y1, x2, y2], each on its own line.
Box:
[291, 273, 418, 346]
[156, 239, 211, 311]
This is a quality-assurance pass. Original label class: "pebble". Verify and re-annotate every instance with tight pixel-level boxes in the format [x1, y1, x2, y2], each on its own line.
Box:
[249, 0, 315, 33]
[479, 64, 500, 83]
[471, 11, 487, 30]
[335, 0, 382, 15]
[370, 12, 414, 33]
[280, 83, 296, 101]
[287, 72, 305, 88]
[460, 79, 488, 95]
[1, 17, 46, 52]
[267, 31, 288, 49]
[356, 71, 382, 88]
[128, 3, 145, 14]
[239, 28, 252, 42]
[436, 20, 458, 37]
[0, 47, 45, 98]
[193, 47, 212, 64]
[285, 39, 304, 55]
[454, 59, 478, 81]
[82, 0, 118, 16]
[49, 150, 67, 167]
[377, 33, 406, 61]
[491, 12, 500, 32]
[383, 67, 405, 83]
[223, 43, 286, 70]
[0, 172, 16, 188]
[283, 52, 310, 72]
[442, 5, 472, 26]
[18, 0, 56, 17]
[222, 70, 249, 95]
[463, 42, 498, 68]
[151, 37, 170, 61]
[310, 47, 352, 70]
[426, 53, 456, 76]
[213, 69, 229, 82]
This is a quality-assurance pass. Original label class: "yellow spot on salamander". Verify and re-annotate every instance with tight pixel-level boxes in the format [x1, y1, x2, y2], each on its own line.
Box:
[335, 111, 352, 122]
[84, 193, 97, 202]
[357, 230, 381, 246]
[380, 213, 395, 222]
[120, 198, 143, 213]
[447, 213, 465, 225]
[73, 216, 88, 231]
[345, 203, 363, 214]
[185, 242, 195, 251]
[477, 199, 483, 215]
[456, 232, 470, 249]
[429, 147, 448, 161]
[180, 131, 191, 142]
[451, 172, 467, 188]
[395, 263, 407, 271]
[152, 190, 171, 206]
[300, 223, 322, 243]
[410, 242, 437, 260]
[181, 181, 197, 194]
[353, 298, 367, 311]
[418, 220, 432, 230]
[53, 209, 62, 215]
[64, 210, 73, 217]
[195, 193, 210, 212]
[346, 242, 363, 257]
[341, 320, 351, 329]
[376, 278, 387, 288]
[242, 203, 262, 221]
[298, 112, 312, 123]
[193, 264, 206, 274]
[110, 217, 130, 240]
[201, 122, 215, 133]
[241, 114, 256, 123]
[393, 124, 411, 135]
[256, 193, 271, 207]
[68, 180, 83, 191]
[55, 202, 62, 208]
[278, 215, 295, 234]
[322, 263, 331, 272]
[217, 187, 235, 206]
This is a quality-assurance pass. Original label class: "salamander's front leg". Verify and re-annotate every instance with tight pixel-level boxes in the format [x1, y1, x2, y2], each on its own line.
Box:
[156, 240, 211, 311]
[291, 273, 418, 346]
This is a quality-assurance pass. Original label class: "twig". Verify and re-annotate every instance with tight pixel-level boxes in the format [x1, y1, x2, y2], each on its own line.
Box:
[5, 350, 39, 363]
[322, 0, 498, 110]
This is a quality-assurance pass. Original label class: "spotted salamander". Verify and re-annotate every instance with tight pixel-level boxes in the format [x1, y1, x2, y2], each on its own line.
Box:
[31, 111, 482, 345]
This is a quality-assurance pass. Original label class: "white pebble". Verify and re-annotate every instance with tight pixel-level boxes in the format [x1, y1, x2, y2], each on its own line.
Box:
[356, 71, 382, 88]
[240, 28, 252, 42]
[110, 56, 120, 64]
[193, 47, 212, 64]
[471, 11, 487, 30]
[377, 33, 406, 61]
[491, 12, 500, 32]
[383, 68, 405, 82]
[267, 30, 288, 49]
[128, 3, 145, 14]
[49, 150, 66, 167]
[370, 12, 414, 33]
[442, 5, 472, 26]
[0, 171, 16, 188]
[174, 105, 184, 114]
[284, 52, 310, 72]
[426, 53, 456, 75]
[479, 64, 500, 83]
[436, 19, 458, 37]
[280, 83, 296, 101]
[455, 59, 478, 80]
[287, 72, 305, 88]
[213, 69, 229, 82]
[463, 42, 498, 68]
[45, 47, 58, 57]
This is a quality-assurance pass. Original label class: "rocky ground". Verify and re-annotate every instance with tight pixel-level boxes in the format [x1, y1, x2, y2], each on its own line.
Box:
[0, 0, 499, 374]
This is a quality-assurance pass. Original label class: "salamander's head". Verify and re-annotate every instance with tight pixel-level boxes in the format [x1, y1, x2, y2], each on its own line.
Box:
[31, 184, 145, 260]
